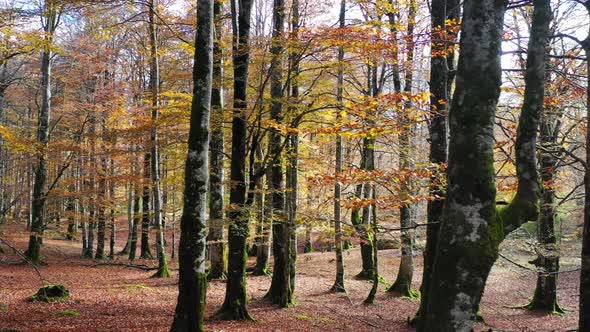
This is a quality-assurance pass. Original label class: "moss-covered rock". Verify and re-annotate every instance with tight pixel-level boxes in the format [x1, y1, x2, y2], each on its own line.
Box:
[28, 284, 70, 303]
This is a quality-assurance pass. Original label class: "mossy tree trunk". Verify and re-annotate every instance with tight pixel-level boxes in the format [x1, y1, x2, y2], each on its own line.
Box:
[25, 1, 60, 264]
[217, 0, 254, 320]
[207, 0, 227, 281]
[416, 0, 455, 323]
[390, 0, 417, 297]
[420, 0, 549, 330]
[266, 0, 293, 307]
[170, 0, 213, 329]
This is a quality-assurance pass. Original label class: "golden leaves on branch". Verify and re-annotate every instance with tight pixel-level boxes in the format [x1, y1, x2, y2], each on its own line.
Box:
[307, 162, 447, 210]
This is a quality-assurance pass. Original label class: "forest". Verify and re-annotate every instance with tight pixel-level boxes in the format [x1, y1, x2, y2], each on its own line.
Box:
[0, 0, 589, 331]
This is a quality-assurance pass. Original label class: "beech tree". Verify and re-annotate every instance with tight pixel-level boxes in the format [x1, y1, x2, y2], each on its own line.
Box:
[217, 0, 254, 320]
[207, 0, 227, 281]
[170, 0, 213, 329]
[25, 0, 63, 264]
[331, 0, 346, 294]
[420, 0, 551, 330]
[266, 0, 292, 307]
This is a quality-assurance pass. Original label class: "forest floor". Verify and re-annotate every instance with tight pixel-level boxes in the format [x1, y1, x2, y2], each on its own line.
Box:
[0, 222, 582, 332]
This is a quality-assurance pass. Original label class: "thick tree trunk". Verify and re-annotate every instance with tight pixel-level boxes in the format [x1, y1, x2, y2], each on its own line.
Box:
[25, 5, 58, 264]
[416, 0, 452, 323]
[207, 0, 227, 280]
[169, 1, 213, 330]
[266, 0, 292, 308]
[217, 0, 254, 320]
[420, 1, 548, 330]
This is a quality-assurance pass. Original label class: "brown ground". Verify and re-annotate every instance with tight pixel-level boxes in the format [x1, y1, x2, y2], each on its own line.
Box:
[0, 223, 581, 332]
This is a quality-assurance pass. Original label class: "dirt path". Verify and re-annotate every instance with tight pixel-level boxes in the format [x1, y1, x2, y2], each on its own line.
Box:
[0, 224, 580, 331]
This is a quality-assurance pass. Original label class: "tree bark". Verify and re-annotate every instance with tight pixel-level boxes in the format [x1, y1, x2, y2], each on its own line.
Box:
[217, 0, 254, 320]
[580, 4, 590, 330]
[526, 107, 562, 312]
[331, 0, 346, 293]
[25, 2, 59, 264]
[416, 0, 452, 323]
[95, 111, 108, 260]
[420, 0, 548, 330]
[170, 0, 213, 330]
[140, 152, 153, 259]
[266, 0, 292, 307]
[128, 158, 141, 261]
[147, 0, 170, 278]
[390, 0, 417, 297]
[207, 0, 227, 280]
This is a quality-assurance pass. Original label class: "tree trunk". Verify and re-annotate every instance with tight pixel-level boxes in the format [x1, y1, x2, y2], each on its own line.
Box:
[170, 0, 213, 330]
[129, 163, 141, 261]
[25, 4, 58, 264]
[140, 152, 153, 259]
[254, 167, 272, 276]
[390, 0, 417, 297]
[420, 0, 548, 330]
[95, 115, 108, 260]
[207, 0, 227, 280]
[217, 0, 254, 320]
[265, 0, 292, 308]
[331, 0, 346, 290]
[364, 188, 379, 304]
[287, 0, 301, 298]
[286, 134, 298, 297]
[120, 179, 133, 255]
[580, 5, 590, 330]
[66, 169, 77, 240]
[109, 159, 115, 260]
[147, 0, 170, 278]
[416, 0, 452, 323]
